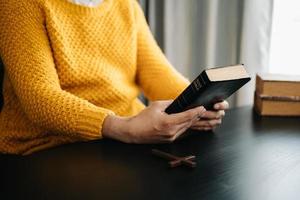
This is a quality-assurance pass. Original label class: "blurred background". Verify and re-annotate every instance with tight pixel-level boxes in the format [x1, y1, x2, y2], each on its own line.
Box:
[139, 0, 300, 108]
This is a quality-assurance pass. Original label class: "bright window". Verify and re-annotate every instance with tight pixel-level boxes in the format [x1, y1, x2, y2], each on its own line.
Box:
[269, 0, 300, 75]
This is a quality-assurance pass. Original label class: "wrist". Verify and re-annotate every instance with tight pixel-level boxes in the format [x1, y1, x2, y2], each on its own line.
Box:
[102, 114, 132, 141]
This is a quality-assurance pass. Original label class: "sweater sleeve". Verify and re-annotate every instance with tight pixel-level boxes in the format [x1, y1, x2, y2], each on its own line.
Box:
[133, 0, 190, 101]
[0, 0, 114, 140]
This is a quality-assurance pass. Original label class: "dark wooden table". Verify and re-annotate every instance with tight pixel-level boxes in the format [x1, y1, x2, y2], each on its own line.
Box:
[1, 106, 300, 200]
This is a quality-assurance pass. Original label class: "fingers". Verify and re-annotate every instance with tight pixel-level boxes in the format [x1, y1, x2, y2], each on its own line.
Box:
[214, 100, 229, 110]
[196, 118, 222, 127]
[191, 118, 222, 130]
[161, 117, 221, 142]
[191, 126, 214, 131]
[201, 110, 225, 119]
[159, 118, 197, 142]
[200, 100, 228, 119]
[168, 127, 189, 142]
[147, 100, 227, 143]
[162, 124, 190, 142]
[159, 121, 189, 137]
[166, 106, 206, 125]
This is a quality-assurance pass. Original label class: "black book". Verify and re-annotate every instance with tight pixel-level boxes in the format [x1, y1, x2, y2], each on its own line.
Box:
[165, 64, 251, 114]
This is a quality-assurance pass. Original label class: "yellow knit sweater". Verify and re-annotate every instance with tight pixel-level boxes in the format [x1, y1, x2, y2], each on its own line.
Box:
[0, 0, 189, 155]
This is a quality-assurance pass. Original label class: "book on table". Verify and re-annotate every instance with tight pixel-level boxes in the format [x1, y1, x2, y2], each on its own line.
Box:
[165, 64, 251, 114]
[254, 73, 300, 116]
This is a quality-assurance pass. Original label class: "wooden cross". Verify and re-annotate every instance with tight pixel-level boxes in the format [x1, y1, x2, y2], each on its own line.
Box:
[151, 149, 196, 168]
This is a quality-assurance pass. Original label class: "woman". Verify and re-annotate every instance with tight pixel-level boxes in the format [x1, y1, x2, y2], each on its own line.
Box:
[0, 0, 228, 155]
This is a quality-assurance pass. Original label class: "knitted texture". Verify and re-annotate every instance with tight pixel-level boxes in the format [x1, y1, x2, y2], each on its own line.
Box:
[0, 0, 189, 155]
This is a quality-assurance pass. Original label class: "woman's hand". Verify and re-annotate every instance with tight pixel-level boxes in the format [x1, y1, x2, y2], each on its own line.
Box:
[102, 100, 206, 143]
[190, 101, 229, 131]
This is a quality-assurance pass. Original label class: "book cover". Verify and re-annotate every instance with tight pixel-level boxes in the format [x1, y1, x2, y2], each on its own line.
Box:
[165, 64, 251, 114]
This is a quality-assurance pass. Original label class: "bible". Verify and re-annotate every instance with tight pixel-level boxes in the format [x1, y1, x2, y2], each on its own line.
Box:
[165, 64, 251, 114]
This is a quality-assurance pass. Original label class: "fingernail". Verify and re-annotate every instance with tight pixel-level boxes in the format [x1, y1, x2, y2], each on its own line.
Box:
[214, 104, 219, 109]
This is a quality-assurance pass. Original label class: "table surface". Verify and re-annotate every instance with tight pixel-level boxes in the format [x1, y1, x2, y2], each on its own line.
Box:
[1, 106, 300, 200]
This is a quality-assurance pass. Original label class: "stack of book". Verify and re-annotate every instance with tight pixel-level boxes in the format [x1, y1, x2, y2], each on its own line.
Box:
[254, 73, 300, 116]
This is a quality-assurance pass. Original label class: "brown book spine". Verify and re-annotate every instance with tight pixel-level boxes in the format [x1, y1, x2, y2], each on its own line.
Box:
[255, 74, 264, 95]
[254, 91, 262, 115]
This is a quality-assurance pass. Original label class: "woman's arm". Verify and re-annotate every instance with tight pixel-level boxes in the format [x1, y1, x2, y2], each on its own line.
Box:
[0, 0, 113, 140]
[133, 0, 189, 101]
